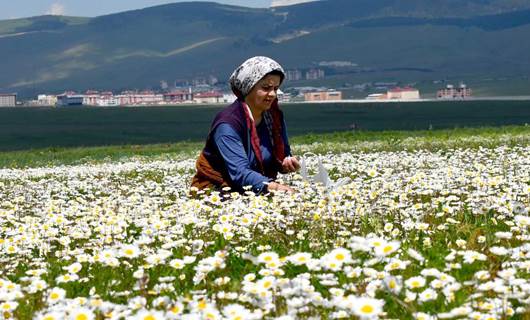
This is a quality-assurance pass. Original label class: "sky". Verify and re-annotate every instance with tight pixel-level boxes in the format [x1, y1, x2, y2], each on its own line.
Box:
[0, 0, 316, 20]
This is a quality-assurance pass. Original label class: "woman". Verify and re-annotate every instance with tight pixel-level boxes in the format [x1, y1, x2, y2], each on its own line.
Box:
[191, 56, 300, 194]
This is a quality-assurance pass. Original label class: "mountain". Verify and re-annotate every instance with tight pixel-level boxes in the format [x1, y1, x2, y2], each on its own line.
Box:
[1, 0, 530, 98]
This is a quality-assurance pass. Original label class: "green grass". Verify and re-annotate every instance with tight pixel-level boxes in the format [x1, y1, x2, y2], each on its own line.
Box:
[1, 125, 528, 169]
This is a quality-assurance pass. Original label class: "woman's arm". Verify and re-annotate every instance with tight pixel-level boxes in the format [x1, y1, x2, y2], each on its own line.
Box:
[280, 118, 300, 173]
[281, 117, 291, 156]
[214, 124, 270, 193]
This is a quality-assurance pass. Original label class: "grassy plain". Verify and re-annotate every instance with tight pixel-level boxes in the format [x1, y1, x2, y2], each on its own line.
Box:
[0, 125, 528, 169]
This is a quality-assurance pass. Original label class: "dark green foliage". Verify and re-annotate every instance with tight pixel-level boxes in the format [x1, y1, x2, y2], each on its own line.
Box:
[0, 101, 529, 153]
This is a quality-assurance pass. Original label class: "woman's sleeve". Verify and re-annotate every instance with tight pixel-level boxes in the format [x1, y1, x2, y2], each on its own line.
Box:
[281, 117, 292, 156]
[214, 123, 271, 193]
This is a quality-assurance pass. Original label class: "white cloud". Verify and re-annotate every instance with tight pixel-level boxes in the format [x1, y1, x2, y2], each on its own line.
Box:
[46, 3, 66, 16]
[270, 0, 317, 7]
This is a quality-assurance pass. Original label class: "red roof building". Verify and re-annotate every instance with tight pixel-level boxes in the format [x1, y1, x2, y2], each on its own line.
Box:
[193, 91, 223, 104]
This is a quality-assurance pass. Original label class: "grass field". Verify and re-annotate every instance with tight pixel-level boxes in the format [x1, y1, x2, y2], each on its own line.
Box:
[1, 100, 529, 152]
[0, 125, 528, 169]
[0, 126, 529, 319]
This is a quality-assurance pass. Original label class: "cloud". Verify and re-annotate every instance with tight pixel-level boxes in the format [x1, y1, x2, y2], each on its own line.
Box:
[46, 3, 66, 16]
[270, 0, 317, 7]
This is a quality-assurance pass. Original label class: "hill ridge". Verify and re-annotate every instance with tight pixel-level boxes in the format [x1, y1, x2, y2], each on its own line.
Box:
[2, 0, 530, 97]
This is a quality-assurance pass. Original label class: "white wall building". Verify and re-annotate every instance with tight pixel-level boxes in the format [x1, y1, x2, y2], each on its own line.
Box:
[116, 92, 164, 106]
[96, 96, 120, 107]
[194, 91, 224, 104]
[387, 87, 420, 100]
[222, 93, 237, 103]
[0, 94, 16, 107]
[37, 94, 57, 106]
[57, 94, 84, 106]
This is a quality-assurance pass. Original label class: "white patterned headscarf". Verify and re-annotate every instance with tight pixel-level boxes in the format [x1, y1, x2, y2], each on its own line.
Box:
[229, 56, 285, 98]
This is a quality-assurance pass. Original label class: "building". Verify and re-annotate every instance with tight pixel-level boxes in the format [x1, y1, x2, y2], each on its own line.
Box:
[222, 93, 237, 103]
[57, 93, 84, 106]
[304, 90, 342, 101]
[0, 93, 16, 107]
[193, 91, 224, 104]
[286, 69, 302, 81]
[386, 87, 420, 100]
[365, 93, 387, 100]
[83, 90, 99, 106]
[163, 90, 194, 104]
[277, 89, 291, 103]
[97, 92, 120, 107]
[116, 91, 163, 106]
[305, 69, 325, 80]
[37, 94, 57, 106]
[437, 83, 472, 99]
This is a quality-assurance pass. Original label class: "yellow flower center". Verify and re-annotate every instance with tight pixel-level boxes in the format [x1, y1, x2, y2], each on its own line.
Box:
[361, 305, 374, 314]
[335, 253, 345, 261]
[206, 313, 216, 320]
[75, 314, 89, 320]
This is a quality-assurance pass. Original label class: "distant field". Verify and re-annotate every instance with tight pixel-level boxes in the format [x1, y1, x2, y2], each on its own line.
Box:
[0, 100, 529, 151]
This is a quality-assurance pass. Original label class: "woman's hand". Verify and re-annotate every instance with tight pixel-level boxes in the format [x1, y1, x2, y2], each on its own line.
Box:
[267, 181, 294, 193]
[282, 156, 300, 173]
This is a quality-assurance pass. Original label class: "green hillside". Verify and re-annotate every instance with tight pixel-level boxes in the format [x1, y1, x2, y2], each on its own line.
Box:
[1, 0, 530, 97]
[0, 15, 89, 35]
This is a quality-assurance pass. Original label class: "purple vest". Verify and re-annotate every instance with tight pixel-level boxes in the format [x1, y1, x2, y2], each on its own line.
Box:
[201, 100, 282, 185]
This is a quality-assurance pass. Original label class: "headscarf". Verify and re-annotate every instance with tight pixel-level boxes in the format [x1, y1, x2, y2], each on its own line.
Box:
[229, 56, 285, 98]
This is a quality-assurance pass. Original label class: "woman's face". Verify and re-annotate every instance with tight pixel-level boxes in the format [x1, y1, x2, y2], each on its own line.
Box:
[245, 74, 281, 114]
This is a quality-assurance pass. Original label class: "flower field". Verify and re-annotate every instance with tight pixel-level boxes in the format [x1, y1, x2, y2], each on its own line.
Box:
[1, 132, 529, 319]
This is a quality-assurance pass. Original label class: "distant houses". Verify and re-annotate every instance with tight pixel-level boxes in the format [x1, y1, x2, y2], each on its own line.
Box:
[193, 91, 224, 104]
[387, 87, 420, 100]
[46, 89, 233, 107]
[304, 90, 342, 101]
[437, 83, 472, 99]
[305, 69, 325, 80]
[163, 90, 194, 104]
[285, 68, 326, 81]
[56, 93, 84, 106]
[0, 93, 17, 107]
[116, 91, 163, 106]
[37, 95, 57, 106]
[286, 70, 303, 81]
[366, 87, 420, 100]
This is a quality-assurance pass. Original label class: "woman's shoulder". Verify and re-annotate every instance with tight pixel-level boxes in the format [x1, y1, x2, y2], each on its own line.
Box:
[212, 100, 246, 129]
